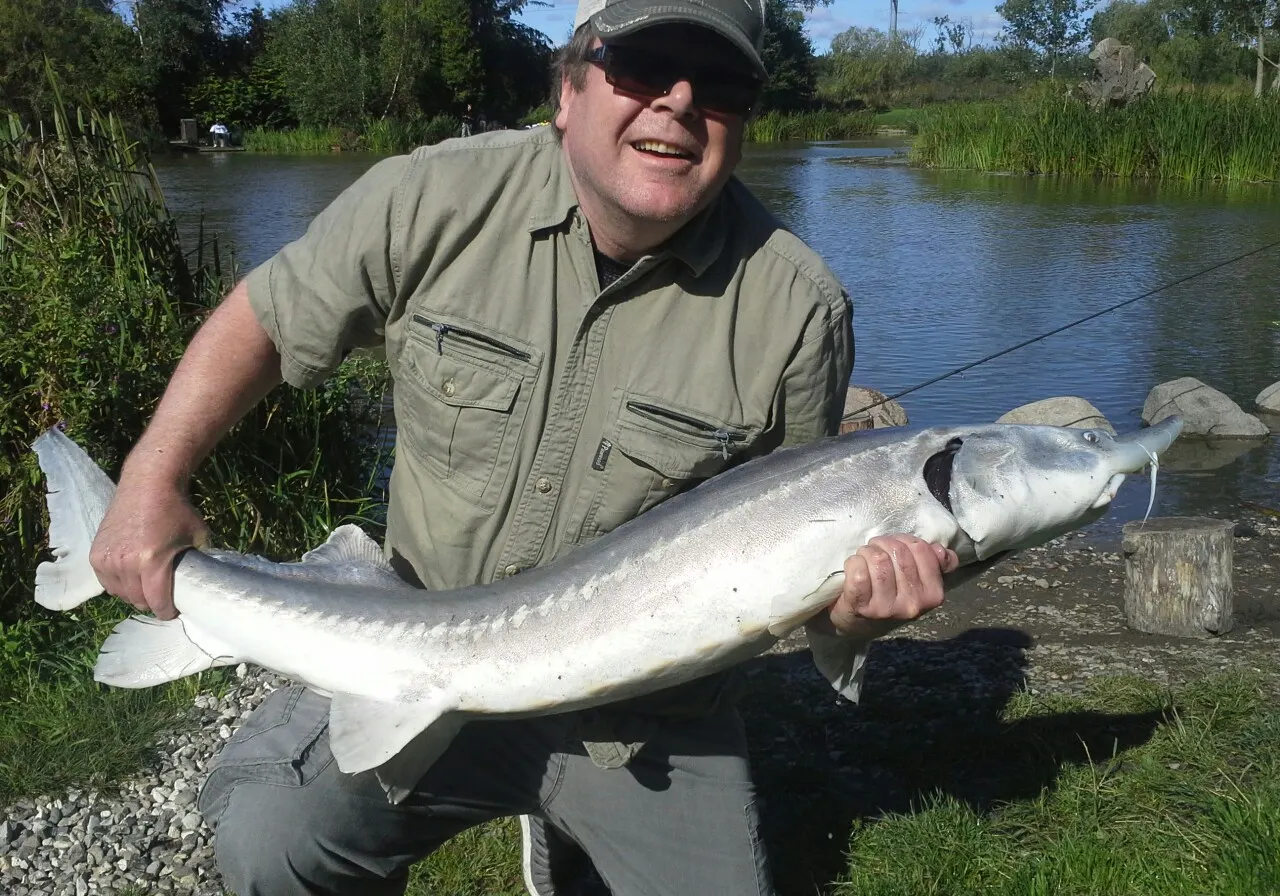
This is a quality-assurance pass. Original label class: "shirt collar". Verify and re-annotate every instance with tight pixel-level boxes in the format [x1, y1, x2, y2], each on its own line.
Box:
[528, 142, 729, 279]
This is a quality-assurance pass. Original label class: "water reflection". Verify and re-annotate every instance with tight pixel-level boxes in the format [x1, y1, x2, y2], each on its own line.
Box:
[152, 139, 1279, 534]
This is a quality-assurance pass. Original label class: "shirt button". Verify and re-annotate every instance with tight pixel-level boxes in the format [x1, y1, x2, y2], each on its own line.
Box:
[535, 477, 552, 494]
[661, 477, 676, 488]
[441, 379, 456, 397]
[504, 564, 521, 577]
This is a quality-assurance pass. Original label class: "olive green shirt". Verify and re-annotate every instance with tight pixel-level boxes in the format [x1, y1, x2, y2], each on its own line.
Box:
[245, 126, 853, 756]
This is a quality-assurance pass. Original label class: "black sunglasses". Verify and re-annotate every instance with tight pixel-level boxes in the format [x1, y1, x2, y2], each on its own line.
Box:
[586, 45, 761, 117]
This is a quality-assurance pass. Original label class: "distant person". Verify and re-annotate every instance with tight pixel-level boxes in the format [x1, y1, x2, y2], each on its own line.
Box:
[209, 122, 230, 148]
[460, 104, 473, 138]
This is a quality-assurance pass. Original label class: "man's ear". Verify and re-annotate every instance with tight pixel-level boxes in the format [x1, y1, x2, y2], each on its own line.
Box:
[555, 74, 575, 131]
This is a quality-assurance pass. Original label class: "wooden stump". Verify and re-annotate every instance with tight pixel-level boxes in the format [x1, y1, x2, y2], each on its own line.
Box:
[1121, 517, 1234, 638]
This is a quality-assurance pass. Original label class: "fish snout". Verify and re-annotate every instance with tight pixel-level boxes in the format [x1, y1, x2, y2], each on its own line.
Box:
[1106, 415, 1184, 474]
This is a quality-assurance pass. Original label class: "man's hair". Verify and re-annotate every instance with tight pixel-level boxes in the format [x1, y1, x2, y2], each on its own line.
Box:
[549, 23, 597, 130]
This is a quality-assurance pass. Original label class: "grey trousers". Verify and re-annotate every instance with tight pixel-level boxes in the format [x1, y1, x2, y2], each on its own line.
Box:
[198, 685, 774, 896]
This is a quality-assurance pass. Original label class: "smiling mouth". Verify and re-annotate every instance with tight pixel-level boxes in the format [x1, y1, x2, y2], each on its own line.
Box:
[632, 140, 694, 160]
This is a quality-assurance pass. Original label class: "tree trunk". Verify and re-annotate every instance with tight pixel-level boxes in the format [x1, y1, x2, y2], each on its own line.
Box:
[1122, 517, 1235, 638]
[1258, 25, 1266, 98]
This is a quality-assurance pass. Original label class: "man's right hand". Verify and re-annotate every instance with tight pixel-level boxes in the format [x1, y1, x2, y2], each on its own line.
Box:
[89, 480, 212, 620]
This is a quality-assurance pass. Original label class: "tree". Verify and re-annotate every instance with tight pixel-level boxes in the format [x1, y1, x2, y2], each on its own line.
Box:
[132, 0, 228, 128]
[820, 25, 921, 108]
[758, 0, 820, 111]
[0, 0, 150, 123]
[996, 0, 1099, 75]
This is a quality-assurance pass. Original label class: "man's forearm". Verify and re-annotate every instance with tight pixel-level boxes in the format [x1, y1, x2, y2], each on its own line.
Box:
[121, 280, 283, 487]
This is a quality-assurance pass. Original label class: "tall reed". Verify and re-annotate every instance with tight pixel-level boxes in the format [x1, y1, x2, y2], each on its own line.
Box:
[745, 110, 877, 143]
[911, 89, 1280, 183]
[1, 88, 390, 627]
[243, 114, 461, 154]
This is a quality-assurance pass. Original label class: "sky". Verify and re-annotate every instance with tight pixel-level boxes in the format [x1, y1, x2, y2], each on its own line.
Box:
[251, 0, 1008, 53]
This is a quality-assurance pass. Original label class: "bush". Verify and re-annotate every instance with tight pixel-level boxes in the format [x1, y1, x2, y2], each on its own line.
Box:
[0, 97, 390, 631]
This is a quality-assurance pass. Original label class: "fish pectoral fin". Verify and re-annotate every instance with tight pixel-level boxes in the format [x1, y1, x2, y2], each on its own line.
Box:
[93, 617, 237, 687]
[767, 571, 846, 637]
[804, 622, 871, 704]
[328, 692, 455, 779]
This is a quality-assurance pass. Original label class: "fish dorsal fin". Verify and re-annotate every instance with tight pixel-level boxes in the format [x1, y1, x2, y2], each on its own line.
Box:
[300, 524, 394, 569]
[208, 524, 409, 591]
[328, 691, 459, 783]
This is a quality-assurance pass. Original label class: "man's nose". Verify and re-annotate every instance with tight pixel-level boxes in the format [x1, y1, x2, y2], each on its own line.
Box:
[652, 79, 699, 119]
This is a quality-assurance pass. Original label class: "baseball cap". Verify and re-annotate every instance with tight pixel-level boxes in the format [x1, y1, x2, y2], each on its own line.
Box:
[574, 0, 769, 80]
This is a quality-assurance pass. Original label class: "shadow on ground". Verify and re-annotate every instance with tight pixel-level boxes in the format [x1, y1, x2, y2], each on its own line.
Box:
[739, 628, 1167, 895]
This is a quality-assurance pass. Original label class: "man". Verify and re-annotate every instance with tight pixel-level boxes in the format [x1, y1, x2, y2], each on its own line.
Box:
[209, 122, 230, 147]
[89, 0, 957, 892]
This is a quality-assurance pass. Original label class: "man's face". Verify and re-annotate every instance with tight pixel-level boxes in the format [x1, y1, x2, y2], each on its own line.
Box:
[555, 26, 758, 250]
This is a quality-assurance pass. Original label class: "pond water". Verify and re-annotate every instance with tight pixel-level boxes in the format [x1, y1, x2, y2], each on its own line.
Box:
[152, 139, 1280, 538]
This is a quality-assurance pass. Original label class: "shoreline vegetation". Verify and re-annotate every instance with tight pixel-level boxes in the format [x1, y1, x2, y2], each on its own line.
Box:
[219, 91, 1279, 186]
[911, 88, 1280, 183]
[0, 95, 391, 804]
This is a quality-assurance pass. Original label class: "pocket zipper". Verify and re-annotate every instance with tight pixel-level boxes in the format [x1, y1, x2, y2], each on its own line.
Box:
[412, 315, 532, 361]
[625, 401, 747, 459]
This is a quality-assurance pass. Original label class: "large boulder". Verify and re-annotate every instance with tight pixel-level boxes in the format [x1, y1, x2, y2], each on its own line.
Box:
[843, 386, 909, 430]
[1079, 38, 1156, 108]
[996, 397, 1115, 432]
[1142, 377, 1270, 438]
[1257, 381, 1280, 413]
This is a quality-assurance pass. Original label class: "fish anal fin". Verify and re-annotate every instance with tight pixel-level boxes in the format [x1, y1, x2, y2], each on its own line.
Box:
[93, 617, 238, 687]
[329, 692, 456, 781]
[767, 572, 846, 637]
[804, 621, 872, 703]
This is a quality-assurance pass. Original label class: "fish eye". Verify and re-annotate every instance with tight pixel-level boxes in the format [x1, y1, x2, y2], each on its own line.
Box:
[1082, 430, 1099, 443]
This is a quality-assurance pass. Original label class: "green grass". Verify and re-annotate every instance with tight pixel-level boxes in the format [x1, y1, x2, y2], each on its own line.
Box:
[832, 671, 1280, 896]
[745, 109, 877, 143]
[910, 88, 1280, 182]
[242, 115, 461, 154]
[873, 108, 922, 133]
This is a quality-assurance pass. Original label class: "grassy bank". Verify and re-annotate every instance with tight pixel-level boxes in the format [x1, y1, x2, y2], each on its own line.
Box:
[0, 96, 389, 804]
[397, 670, 1280, 895]
[241, 114, 460, 154]
[745, 109, 876, 143]
[911, 89, 1280, 182]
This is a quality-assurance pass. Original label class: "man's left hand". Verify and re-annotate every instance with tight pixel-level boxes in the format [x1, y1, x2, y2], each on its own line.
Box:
[824, 534, 959, 638]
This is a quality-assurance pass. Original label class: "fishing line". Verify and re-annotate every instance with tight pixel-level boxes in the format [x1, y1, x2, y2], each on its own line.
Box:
[843, 237, 1280, 422]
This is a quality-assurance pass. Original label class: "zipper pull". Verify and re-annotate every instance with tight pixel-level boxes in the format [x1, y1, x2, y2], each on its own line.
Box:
[431, 323, 450, 354]
[714, 430, 731, 460]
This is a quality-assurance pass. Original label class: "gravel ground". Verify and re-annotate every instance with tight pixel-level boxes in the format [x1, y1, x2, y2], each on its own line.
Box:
[2, 512, 1277, 896]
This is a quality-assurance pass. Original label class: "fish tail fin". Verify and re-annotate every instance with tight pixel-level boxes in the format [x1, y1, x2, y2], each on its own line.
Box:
[32, 428, 117, 611]
[93, 617, 237, 687]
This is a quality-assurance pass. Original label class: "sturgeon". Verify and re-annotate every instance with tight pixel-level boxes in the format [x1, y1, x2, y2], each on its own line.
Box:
[33, 416, 1182, 798]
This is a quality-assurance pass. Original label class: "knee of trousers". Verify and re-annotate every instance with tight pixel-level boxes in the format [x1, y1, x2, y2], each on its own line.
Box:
[212, 777, 372, 895]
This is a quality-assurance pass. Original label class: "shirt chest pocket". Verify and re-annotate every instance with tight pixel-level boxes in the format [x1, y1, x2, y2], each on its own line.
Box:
[568, 392, 758, 545]
[395, 312, 542, 509]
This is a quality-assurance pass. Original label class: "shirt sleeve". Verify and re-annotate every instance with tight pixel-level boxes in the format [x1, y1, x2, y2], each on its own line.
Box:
[244, 154, 410, 388]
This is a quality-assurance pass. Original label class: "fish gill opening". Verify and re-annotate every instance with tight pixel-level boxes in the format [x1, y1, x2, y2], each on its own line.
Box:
[923, 437, 963, 513]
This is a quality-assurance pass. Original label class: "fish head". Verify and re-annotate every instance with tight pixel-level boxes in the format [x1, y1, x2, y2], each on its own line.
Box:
[926, 416, 1184, 560]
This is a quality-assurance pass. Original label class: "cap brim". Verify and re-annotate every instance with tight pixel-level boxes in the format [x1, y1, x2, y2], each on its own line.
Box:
[592, 0, 768, 81]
